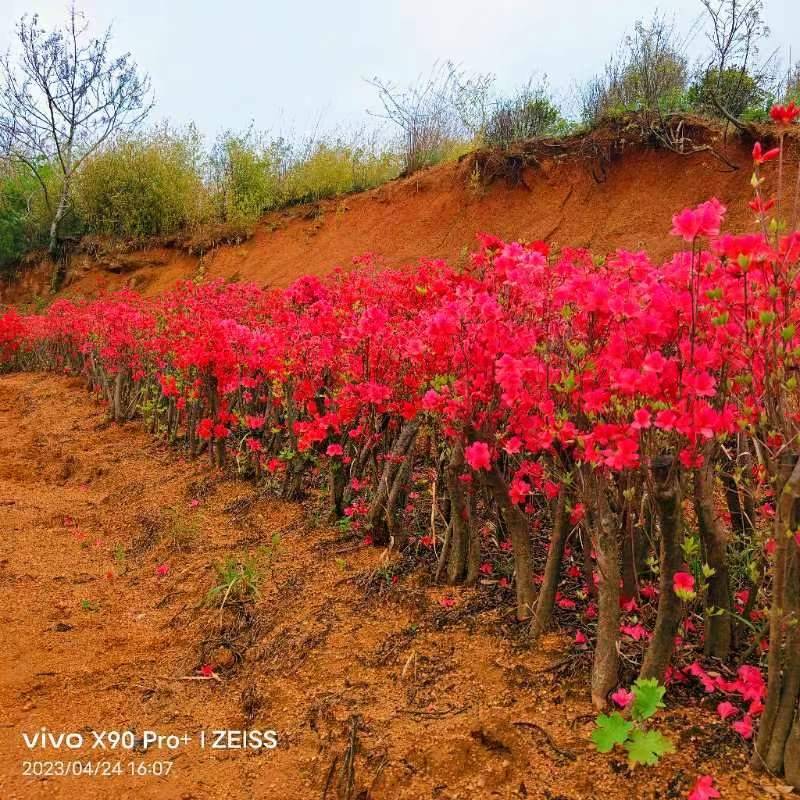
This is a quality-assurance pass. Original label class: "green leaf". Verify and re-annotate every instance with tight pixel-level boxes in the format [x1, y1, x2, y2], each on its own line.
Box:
[591, 712, 633, 753]
[624, 729, 674, 766]
[631, 678, 666, 721]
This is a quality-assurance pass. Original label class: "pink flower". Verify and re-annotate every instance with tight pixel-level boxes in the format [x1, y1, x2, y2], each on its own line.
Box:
[673, 571, 696, 601]
[574, 630, 587, 645]
[198, 663, 215, 678]
[748, 699, 764, 716]
[197, 418, 214, 440]
[611, 688, 634, 709]
[621, 623, 649, 641]
[479, 562, 493, 575]
[326, 443, 344, 457]
[670, 198, 726, 241]
[465, 441, 491, 471]
[688, 775, 720, 800]
[440, 596, 456, 609]
[733, 715, 753, 739]
[155, 563, 170, 577]
[621, 596, 638, 613]
[569, 503, 585, 526]
[556, 593, 576, 610]
[212, 423, 230, 439]
[717, 701, 738, 720]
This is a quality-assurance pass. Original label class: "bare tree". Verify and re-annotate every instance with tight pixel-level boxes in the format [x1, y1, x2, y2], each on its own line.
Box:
[367, 62, 491, 173]
[0, 5, 152, 282]
[579, 14, 688, 125]
[697, 0, 776, 126]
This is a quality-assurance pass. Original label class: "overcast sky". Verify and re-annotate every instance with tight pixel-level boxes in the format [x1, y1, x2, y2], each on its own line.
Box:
[1, 0, 796, 141]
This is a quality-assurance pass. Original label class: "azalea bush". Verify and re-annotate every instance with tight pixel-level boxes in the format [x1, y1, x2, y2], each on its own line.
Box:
[2, 101, 800, 790]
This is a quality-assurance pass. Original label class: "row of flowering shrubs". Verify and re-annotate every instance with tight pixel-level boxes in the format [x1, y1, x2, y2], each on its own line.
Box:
[2, 103, 800, 784]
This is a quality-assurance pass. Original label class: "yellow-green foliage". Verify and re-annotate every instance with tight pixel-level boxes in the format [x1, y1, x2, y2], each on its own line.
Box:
[285, 140, 401, 204]
[76, 128, 206, 238]
[0, 161, 62, 267]
[208, 133, 287, 225]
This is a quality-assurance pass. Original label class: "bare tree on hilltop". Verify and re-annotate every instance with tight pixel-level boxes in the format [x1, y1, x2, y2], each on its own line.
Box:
[0, 4, 152, 288]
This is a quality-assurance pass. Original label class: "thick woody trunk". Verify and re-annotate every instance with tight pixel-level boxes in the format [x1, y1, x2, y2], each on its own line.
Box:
[485, 465, 535, 621]
[328, 460, 348, 521]
[365, 419, 420, 545]
[584, 469, 620, 709]
[439, 441, 480, 585]
[531, 487, 569, 639]
[49, 174, 71, 292]
[694, 445, 732, 660]
[753, 455, 800, 780]
[640, 456, 684, 683]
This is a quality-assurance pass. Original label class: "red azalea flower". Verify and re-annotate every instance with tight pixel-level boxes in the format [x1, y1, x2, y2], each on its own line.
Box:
[748, 196, 776, 214]
[465, 441, 491, 471]
[752, 141, 781, 164]
[688, 775, 720, 800]
[611, 688, 634, 709]
[770, 101, 800, 126]
[673, 571, 696, 600]
[732, 715, 753, 739]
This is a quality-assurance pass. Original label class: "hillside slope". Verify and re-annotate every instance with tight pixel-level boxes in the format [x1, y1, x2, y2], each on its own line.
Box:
[0, 373, 778, 799]
[3, 122, 792, 305]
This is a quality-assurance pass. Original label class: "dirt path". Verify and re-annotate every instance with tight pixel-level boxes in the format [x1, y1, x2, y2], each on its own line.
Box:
[0, 373, 776, 800]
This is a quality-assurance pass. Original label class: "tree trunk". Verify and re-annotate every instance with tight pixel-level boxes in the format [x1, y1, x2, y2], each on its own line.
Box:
[49, 176, 71, 292]
[440, 441, 480, 585]
[752, 454, 800, 777]
[485, 465, 535, 621]
[365, 419, 420, 545]
[328, 461, 347, 521]
[584, 469, 620, 709]
[531, 487, 569, 639]
[640, 456, 684, 683]
[694, 445, 732, 660]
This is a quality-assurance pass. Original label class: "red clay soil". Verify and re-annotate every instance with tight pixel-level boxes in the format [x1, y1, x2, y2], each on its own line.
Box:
[0, 372, 789, 800]
[3, 126, 796, 306]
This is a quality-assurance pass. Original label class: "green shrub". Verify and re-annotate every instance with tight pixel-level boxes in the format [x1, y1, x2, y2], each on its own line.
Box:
[580, 15, 688, 124]
[76, 127, 206, 238]
[0, 162, 57, 269]
[285, 139, 400, 204]
[208, 132, 287, 225]
[484, 85, 567, 149]
[687, 68, 771, 121]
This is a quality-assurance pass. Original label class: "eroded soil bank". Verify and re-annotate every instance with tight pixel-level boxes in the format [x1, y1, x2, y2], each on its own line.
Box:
[0, 373, 784, 799]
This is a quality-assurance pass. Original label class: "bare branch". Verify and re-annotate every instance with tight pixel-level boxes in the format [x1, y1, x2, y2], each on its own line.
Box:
[0, 4, 153, 265]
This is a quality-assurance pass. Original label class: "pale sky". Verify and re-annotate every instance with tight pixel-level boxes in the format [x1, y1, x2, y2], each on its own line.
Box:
[1, 0, 797, 140]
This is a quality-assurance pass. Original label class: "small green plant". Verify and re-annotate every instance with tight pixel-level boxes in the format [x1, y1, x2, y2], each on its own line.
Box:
[80, 599, 98, 612]
[161, 506, 199, 551]
[256, 532, 282, 575]
[591, 678, 674, 767]
[335, 516, 352, 535]
[206, 556, 261, 609]
[113, 543, 127, 573]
